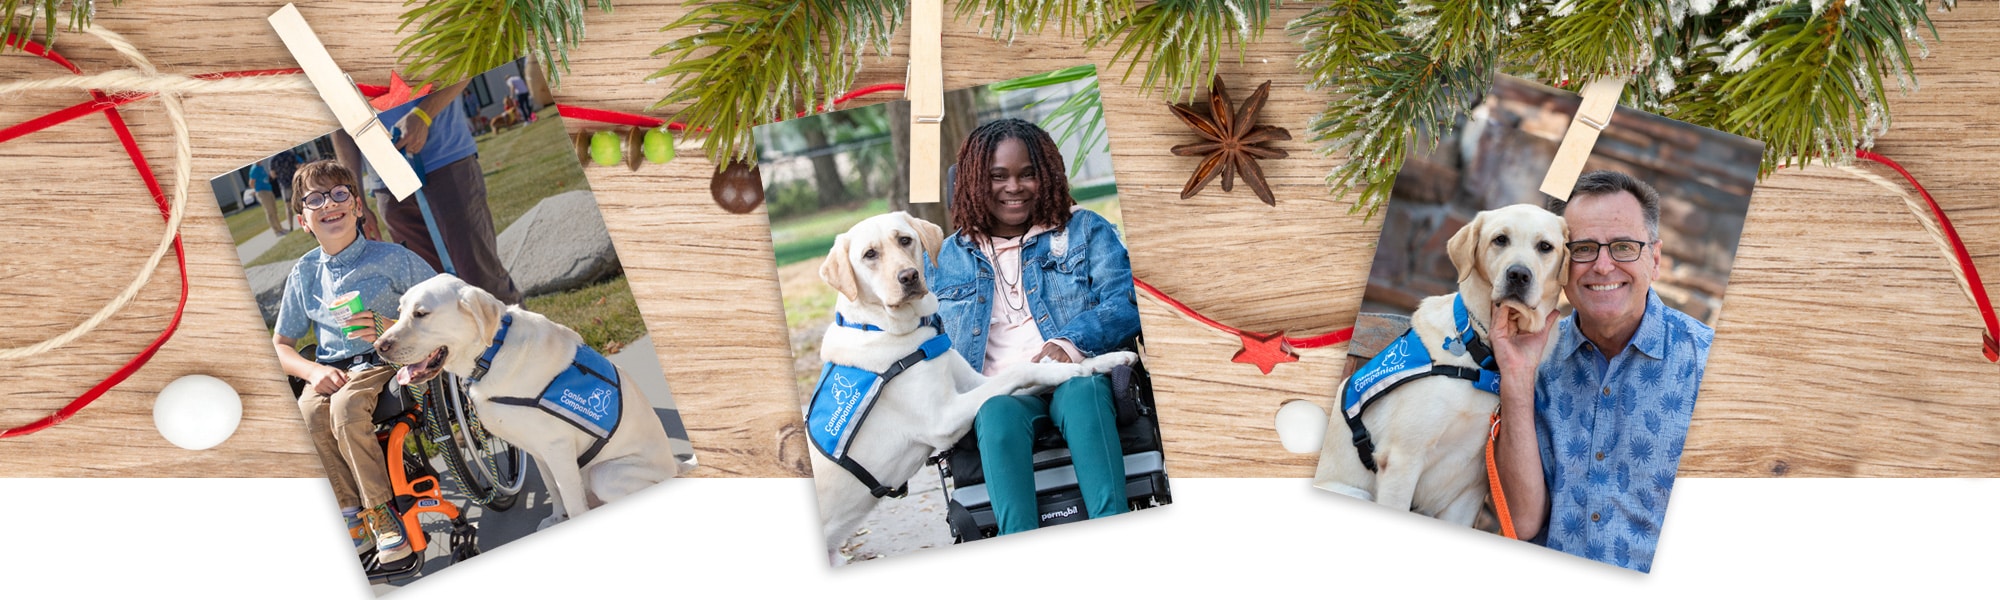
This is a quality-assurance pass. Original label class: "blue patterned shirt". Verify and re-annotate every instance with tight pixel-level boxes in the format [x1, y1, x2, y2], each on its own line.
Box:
[1532, 289, 1712, 572]
[276, 238, 437, 362]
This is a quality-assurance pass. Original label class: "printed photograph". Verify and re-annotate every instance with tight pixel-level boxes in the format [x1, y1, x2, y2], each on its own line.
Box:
[755, 65, 1170, 565]
[208, 59, 696, 592]
[1311, 74, 1761, 572]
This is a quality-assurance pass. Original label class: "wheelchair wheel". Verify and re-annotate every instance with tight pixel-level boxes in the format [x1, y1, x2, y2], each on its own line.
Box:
[429, 373, 528, 511]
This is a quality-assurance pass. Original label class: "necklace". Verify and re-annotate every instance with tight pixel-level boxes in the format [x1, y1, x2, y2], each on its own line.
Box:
[984, 235, 1028, 314]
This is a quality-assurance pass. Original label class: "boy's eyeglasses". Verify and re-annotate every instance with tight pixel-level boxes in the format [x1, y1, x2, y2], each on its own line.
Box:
[301, 186, 354, 210]
[1567, 239, 1651, 263]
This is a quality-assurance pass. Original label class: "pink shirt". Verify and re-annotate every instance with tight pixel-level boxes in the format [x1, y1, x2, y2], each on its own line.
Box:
[978, 223, 1083, 376]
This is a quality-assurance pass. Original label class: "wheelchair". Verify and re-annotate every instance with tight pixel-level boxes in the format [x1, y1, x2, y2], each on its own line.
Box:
[289, 351, 528, 582]
[933, 361, 1172, 542]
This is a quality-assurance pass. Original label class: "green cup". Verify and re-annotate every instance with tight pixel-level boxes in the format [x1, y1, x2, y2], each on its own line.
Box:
[328, 291, 369, 336]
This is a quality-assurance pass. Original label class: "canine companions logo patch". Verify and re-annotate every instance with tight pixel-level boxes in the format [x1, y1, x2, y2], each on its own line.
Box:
[809, 365, 886, 460]
[531, 345, 624, 440]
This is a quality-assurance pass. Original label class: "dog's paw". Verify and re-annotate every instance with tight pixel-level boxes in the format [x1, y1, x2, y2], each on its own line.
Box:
[1080, 351, 1138, 374]
[1029, 363, 1092, 387]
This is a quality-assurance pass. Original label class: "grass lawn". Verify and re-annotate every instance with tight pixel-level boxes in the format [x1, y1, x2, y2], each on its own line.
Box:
[225, 206, 276, 245]
[246, 109, 582, 268]
[770, 198, 888, 267]
[522, 274, 647, 355]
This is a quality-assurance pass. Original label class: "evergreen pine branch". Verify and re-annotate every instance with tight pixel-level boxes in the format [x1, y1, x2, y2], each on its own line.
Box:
[650, 0, 903, 165]
[954, 0, 1129, 41]
[395, 0, 610, 88]
[1289, 0, 1399, 86]
[1309, 45, 1493, 220]
[1300, 0, 1952, 217]
[1401, 0, 1511, 66]
[1509, 0, 1670, 85]
[1, 1, 112, 51]
[1088, 0, 1276, 102]
[1705, 0, 1944, 172]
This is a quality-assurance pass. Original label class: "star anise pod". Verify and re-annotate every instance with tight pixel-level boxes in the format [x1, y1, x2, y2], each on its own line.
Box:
[1169, 76, 1291, 206]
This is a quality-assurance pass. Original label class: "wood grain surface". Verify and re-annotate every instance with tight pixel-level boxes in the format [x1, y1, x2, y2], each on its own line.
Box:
[1, 1, 1995, 478]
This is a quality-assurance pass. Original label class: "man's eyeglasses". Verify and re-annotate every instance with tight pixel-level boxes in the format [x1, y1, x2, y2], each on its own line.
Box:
[300, 186, 354, 210]
[1567, 239, 1651, 263]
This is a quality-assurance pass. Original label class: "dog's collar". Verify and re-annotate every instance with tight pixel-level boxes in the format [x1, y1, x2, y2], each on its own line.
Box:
[469, 314, 514, 384]
[1444, 295, 1498, 372]
[835, 312, 942, 335]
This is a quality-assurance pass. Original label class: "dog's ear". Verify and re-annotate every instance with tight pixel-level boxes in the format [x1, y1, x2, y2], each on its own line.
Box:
[903, 213, 945, 267]
[1447, 212, 1486, 284]
[1556, 219, 1572, 289]
[458, 282, 506, 343]
[819, 235, 861, 302]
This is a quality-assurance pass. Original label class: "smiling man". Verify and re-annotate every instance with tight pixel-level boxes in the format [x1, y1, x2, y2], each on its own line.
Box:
[1490, 170, 1714, 572]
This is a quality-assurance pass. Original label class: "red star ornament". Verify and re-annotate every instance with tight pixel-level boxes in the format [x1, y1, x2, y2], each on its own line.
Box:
[368, 72, 434, 111]
[1231, 329, 1298, 374]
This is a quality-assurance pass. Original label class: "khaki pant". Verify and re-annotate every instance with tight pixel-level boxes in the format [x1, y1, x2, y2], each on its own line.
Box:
[298, 365, 399, 509]
[257, 189, 287, 237]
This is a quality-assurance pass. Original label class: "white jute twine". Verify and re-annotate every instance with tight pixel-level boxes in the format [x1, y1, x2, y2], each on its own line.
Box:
[0, 24, 313, 360]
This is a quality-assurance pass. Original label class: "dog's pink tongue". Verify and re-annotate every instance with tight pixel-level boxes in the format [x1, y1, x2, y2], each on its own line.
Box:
[396, 365, 417, 386]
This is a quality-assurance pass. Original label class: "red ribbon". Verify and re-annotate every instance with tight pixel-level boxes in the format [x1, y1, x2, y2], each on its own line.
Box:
[6, 43, 1988, 436]
[0, 34, 197, 437]
[1856, 149, 2000, 362]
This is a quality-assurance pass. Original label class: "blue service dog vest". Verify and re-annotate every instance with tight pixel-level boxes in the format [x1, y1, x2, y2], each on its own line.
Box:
[471, 314, 622, 467]
[1340, 296, 1500, 472]
[807, 314, 950, 498]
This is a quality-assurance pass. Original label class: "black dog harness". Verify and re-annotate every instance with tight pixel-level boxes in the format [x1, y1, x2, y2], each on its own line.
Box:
[469, 314, 622, 468]
[806, 314, 948, 498]
[1341, 296, 1501, 472]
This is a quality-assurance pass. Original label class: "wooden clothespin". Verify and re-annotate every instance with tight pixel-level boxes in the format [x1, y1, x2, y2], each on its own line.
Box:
[906, 0, 944, 203]
[267, 4, 423, 201]
[1539, 77, 1628, 201]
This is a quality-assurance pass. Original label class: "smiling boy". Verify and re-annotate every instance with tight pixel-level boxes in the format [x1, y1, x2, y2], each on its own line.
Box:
[270, 160, 436, 572]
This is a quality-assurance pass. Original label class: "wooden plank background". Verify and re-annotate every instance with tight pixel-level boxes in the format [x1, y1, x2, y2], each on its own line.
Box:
[1, 1, 1994, 478]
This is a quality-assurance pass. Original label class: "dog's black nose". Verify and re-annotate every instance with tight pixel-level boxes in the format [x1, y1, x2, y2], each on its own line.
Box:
[1505, 265, 1533, 287]
[897, 268, 920, 286]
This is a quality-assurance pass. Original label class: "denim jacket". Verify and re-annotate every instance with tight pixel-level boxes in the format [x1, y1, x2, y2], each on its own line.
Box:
[925, 208, 1140, 373]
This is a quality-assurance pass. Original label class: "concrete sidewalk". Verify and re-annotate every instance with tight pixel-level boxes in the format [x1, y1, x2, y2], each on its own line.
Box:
[236, 229, 281, 265]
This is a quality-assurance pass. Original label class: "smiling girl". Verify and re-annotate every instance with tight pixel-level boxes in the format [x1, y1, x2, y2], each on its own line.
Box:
[925, 118, 1142, 535]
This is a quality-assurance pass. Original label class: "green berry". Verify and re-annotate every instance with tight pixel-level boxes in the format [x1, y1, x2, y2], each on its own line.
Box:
[589, 130, 621, 167]
[643, 128, 676, 164]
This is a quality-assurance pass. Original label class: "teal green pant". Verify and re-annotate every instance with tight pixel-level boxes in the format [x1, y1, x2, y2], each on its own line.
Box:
[974, 375, 1128, 535]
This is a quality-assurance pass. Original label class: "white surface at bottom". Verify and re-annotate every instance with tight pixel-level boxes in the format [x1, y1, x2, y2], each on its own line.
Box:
[0, 477, 1990, 597]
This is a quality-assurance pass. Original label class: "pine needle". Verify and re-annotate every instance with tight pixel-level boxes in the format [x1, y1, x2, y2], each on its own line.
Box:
[1296, 0, 1953, 218]
[395, 0, 612, 88]
[650, 0, 904, 165]
[1, 1, 112, 51]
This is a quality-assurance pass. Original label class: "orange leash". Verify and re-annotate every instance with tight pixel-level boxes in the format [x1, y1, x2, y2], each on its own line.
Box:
[1486, 410, 1518, 540]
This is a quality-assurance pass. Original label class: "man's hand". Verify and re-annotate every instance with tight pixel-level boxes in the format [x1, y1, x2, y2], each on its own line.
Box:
[394, 113, 431, 154]
[1031, 341, 1074, 363]
[1488, 303, 1557, 540]
[308, 364, 350, 397]
[1489, 306, 1558, 380]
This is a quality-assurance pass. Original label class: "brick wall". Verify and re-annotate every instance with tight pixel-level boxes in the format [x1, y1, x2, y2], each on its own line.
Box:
[1362, 76, 1761, 327]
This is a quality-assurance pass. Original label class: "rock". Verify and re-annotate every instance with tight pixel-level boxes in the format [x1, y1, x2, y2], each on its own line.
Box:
[247, 260, 297, 328]
[497, 190, 622, 297]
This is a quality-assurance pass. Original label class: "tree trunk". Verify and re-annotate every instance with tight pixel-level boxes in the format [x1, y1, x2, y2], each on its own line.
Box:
[798, 118, 849, 209]
[524, 55, 555, 109]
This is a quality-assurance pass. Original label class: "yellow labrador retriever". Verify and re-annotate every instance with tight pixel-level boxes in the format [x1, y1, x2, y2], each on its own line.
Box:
[811, 212, 1135, 564]
[1311, 204, 1567, 527]
[377, 274, 680, 531]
